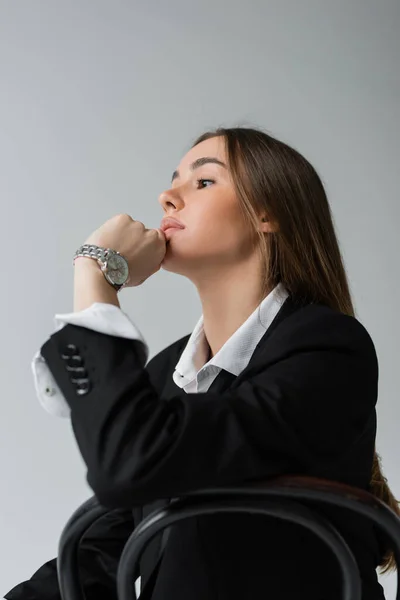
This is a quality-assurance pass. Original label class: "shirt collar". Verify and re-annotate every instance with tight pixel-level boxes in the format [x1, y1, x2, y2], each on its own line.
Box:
[173, 282, 289, 386]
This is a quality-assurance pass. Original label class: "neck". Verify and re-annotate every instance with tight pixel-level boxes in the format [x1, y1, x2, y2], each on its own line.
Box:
[196, 263, 271, 359]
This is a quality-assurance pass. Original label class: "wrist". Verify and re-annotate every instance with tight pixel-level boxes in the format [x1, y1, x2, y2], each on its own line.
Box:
[73, 257, 120, 312]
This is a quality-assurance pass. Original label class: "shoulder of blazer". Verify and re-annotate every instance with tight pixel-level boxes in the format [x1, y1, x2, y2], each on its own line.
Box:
[242, 296, 378, 381]
[266, 299, 378, 364]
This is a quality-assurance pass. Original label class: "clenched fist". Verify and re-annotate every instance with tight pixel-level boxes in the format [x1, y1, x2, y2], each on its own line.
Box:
[84, 214, 167, 287]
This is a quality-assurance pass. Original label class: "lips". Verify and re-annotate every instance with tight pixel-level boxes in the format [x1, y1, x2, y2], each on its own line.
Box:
[160, 217, 185, 232]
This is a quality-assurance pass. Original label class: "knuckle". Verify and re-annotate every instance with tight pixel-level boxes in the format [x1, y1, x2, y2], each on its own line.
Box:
[117, 213, 132, 222]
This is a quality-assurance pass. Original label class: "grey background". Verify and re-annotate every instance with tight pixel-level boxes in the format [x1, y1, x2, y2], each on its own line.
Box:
[0, 1, 399, 597]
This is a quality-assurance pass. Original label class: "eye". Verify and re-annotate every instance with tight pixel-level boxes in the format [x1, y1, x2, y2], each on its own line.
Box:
[196, 178, 215, 188]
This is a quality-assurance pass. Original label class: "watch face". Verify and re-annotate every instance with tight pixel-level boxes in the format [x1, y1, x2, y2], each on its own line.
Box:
[106, 254, 129, 285]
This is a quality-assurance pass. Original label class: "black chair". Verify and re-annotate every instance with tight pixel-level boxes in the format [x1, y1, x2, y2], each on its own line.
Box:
[57, 475, 400, 600]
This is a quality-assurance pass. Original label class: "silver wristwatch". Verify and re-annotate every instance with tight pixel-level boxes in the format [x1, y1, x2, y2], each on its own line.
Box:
[73, 244, 130, 293]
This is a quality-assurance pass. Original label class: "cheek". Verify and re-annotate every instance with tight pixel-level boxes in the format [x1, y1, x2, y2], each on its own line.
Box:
[191, 197, 241, 236]
[190, 208, 228, 236]
[187, 214, 249, 257]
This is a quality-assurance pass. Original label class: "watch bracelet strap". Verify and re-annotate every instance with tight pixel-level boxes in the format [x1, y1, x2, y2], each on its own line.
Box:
[73, 244, 112, 264]
[73, 244, 125, 292]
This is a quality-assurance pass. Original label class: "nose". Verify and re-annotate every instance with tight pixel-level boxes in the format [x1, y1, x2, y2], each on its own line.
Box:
[158, 188, 181, 211]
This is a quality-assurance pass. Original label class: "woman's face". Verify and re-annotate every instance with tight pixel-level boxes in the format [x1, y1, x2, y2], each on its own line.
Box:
[158, 136, 257, 280]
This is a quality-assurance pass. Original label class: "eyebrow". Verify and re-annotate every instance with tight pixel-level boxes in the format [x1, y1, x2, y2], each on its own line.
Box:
[171, 156, 227, 183]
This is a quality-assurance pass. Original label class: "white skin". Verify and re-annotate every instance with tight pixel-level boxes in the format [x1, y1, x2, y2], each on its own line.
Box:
[158, 136, 276, 359]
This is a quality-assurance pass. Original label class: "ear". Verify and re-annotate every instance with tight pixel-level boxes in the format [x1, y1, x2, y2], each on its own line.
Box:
[259, 218, 279, 234]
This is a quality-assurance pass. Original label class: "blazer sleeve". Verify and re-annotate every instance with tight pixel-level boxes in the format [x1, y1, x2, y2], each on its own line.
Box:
[39, 307, 379, 509]
[3, 508, 136, 600]
[32, 302, 150, 419]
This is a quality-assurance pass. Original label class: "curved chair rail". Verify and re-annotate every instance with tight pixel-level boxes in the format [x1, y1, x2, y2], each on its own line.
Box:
[119, 496, 362, 600]
[57, 475, 400, 600]
[57, 495, 115, 600]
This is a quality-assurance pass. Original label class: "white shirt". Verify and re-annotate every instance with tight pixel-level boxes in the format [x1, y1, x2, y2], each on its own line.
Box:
[32, 282, 289, 419]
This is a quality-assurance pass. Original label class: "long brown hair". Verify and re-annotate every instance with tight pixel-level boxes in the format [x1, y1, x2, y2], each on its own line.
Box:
[191, 125, 399, 574]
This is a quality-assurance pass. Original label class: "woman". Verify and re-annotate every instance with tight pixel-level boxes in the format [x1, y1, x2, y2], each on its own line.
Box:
[4, 126, 398, 599]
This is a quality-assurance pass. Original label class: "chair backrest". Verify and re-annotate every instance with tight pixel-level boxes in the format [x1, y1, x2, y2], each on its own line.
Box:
[57, 476, 400, 600]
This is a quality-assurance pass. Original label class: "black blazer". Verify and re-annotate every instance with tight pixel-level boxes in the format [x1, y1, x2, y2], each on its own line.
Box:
[5, 296, 387, 600]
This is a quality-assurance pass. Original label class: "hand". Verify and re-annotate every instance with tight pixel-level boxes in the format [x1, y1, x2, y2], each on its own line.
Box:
[84, 214, 167, 287]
